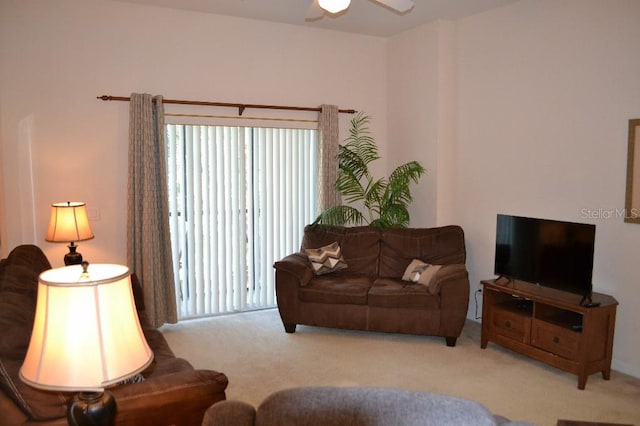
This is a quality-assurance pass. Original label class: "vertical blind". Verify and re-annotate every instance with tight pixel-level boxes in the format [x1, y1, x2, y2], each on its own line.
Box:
[166, 124, 318, 319]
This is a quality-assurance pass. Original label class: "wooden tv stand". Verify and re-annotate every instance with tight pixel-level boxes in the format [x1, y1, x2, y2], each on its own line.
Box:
[480, 279, 618, 389]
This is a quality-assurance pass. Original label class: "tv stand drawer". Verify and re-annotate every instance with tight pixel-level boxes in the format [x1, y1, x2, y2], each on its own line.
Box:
[531, 320, 580, 360]
[491, 307, 531, 344]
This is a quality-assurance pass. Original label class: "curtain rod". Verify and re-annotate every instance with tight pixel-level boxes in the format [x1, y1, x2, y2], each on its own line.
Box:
[97, 95, 356, 116]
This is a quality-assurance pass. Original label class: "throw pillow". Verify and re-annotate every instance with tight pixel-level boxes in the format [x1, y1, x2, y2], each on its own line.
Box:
[305, 242, 348, 275]
[402, 259, 442, 288]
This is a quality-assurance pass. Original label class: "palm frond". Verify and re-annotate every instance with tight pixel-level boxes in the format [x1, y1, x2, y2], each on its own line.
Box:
[341, 112, 379, 168]
[338, 145, 371, 182]
[312, 205, 365, 227]
[336, 170, 373, 206]
[363, 178, 386, 215]
[378, 203, 411, 228]
[385, 161, 425, 205]
[388, 161, 425, 190]
[316, 113, 425, 229]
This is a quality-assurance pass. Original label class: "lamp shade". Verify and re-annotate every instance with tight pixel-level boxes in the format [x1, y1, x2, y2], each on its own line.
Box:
[20, 264, 153, 392]
[318, 0, 351, 14]
[45, 202, 94, 243]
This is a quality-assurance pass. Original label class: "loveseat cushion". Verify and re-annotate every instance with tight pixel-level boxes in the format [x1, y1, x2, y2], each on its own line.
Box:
[0, 288, 35, 360]
[0, 244, 52, 276]
[368, 278, 440, 309]
[0, 246, 59, 420]
[379, 226, 466, 278]
[302, 225, 380, 276]
[0, 262, 41, 359]
[299, 274, 372, 305]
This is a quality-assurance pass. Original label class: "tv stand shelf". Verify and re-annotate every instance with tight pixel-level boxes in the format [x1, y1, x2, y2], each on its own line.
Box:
[481, 279, 618, 389]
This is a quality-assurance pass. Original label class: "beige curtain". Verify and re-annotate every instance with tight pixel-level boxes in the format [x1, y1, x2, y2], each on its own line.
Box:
[127, 93, 177, 327]
[318, 104, 341, 212]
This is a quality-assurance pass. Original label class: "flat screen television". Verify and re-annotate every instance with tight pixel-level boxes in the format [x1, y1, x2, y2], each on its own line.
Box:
[494, 214, 595, 300]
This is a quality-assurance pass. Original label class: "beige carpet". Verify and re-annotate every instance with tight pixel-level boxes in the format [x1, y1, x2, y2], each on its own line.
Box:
[161, 309, 640, 426]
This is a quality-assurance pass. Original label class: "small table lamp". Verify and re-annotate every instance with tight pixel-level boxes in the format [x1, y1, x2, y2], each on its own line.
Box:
[20, 263, 153, 426]
[45, 201, 95, 265]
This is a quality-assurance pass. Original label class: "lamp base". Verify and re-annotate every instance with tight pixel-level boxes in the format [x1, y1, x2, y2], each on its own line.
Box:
[64, 243, 83, 266]
[67, 391, 116, 426]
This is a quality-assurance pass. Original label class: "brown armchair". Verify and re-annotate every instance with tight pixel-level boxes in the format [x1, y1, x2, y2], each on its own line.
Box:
[0, 245, 228, 426]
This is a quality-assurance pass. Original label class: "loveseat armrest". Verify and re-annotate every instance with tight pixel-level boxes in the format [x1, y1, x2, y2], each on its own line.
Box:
[431, 264, 470, 343]
[273, 253, 313, 286]
[428, 264, 469, 296]
[111, 368, 228, 426]
[202, 400, 256, 426]
[273, 253, 314, 333]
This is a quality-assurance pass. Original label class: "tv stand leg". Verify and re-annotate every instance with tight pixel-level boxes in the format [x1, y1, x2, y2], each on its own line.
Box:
[578, 375, 587, 390]
[481, 322, 488, 349]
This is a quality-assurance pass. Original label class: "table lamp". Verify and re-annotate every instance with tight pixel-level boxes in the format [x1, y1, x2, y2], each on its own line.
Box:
[20, 263, 153, 426]
[45, 201, 95, 265]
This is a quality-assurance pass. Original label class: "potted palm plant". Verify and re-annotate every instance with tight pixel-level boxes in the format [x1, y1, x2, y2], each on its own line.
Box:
[313, 112, 425, 228]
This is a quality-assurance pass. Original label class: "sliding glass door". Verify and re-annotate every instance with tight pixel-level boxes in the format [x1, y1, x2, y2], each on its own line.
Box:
[166, 124, 318, 319]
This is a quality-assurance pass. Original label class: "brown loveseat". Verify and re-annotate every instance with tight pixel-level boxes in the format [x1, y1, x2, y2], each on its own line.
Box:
[273, 225, 470, 346]
[0, 245, 228, 426]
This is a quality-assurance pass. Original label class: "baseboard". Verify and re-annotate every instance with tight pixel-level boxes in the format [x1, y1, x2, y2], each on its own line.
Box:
[612, 359, 640, 380]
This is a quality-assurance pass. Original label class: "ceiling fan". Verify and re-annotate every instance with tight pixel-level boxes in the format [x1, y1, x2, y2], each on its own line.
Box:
[307, 0, 414, 20]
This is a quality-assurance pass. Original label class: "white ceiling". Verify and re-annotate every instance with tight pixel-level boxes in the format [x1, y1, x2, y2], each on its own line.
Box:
[107, 0, 520, 37]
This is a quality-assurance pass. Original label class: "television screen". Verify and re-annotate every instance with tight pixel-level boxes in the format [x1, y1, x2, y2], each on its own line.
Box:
[494, 214, 595, 297]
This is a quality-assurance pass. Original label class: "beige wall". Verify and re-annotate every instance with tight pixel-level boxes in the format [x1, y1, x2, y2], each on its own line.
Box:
[456, 0, 640, 379]
[0, 0, 388, 265]
[387, 19, 458, 227]
[387, 21, 439, 227]
[388, 0, 640, 377]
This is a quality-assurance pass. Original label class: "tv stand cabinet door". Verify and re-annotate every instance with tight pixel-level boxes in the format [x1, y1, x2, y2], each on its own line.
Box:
[581, 305, 617, 381]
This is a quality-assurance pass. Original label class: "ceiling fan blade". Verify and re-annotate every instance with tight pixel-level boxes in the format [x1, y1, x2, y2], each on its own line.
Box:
[306, 0, 326, 21]
[371, 0, 414, 13]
